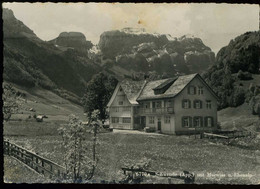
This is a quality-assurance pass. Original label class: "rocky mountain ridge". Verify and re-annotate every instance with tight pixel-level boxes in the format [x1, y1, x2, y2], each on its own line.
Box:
[97, 28, 215, 75]
[48, 32, 93, 53]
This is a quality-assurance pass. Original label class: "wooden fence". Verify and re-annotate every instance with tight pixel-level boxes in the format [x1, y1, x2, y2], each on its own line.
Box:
[3, 140, 66, 179]
[202, 130, 253, 142]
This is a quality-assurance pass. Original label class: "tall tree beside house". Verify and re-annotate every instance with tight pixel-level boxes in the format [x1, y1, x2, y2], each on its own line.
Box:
[82, 73, 118, 121]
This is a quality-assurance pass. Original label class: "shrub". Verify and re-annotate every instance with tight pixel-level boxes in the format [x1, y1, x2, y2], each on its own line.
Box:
[237, 70, 253, 80]
[144, 127, 155, 133]
[229, 87, 246, 107]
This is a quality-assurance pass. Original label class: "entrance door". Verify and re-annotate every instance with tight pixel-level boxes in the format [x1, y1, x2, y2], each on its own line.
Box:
[157, 117, 161, 131]
[140, 116, 146, 129]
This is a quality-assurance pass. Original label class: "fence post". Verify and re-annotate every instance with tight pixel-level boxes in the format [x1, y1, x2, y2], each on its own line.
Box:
[7, 142, 10, 155]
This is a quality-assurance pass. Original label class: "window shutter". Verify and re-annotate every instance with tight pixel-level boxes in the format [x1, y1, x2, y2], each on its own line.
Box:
[194, 87, 196, 94]
[211, 117, 214, 127]
[189, 117, 192, 127]
[193, 117, 196, 127]
[182, 117, 185, 127]
[200, 117, 203, 127]
[193, 100, 196, 108]
[182, 100, 185, 108]
[188, 87, 190, 94]
[200, 101, 202, 109]
[189, 100, 191, 108]
[204, 117, 207, 127]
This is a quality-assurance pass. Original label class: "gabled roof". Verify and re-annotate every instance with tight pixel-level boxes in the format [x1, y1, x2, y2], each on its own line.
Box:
[120, 80, 146, 104]
[108, 73, 218, 106]
[107, 79, 146, 107]
[137, 73, 198, 101]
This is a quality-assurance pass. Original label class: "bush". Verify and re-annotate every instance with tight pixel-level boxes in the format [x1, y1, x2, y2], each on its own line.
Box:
[144, 127, 155, 133]
[229, 87, 246, 107]
[237, 70, 253, 80]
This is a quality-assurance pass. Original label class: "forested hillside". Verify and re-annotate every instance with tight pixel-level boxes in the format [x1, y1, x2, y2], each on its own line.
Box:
[203, 31, 260, 113]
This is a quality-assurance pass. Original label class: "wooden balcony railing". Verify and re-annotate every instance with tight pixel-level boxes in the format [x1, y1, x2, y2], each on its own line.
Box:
[110, 106, 131, 113]
[136, 107, 174, 114]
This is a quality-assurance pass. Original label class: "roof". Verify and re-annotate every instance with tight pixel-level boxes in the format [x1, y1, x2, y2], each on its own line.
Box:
[120, 80, 146, 104]
[107, 79, 146, 106]
[108, 73, 218, 106]
[137, 73, 198, 101]
[153, 77, 178, 90]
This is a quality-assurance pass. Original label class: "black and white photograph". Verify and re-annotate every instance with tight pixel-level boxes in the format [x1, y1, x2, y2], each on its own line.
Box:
[2, 2, 260, 184]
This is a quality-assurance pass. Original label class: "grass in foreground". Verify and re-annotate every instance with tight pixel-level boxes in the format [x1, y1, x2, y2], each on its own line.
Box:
[4, 156, 50, 183]
[4, 122, 260, 184]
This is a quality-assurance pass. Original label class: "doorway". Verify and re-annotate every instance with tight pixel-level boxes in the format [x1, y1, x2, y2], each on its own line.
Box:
[140, 116, 146, 129]
[157, 117, 161, 131]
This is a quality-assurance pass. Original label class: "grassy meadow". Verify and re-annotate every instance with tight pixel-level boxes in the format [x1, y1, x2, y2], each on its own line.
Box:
[4, 121, 260, 184]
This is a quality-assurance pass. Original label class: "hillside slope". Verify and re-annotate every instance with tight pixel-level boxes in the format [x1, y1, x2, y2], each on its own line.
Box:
[3, 8, 101, 98]
[203, 31, 260, 111]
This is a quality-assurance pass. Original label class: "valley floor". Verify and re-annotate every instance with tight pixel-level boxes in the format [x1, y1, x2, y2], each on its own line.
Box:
[3, 84, 260, 184]
[3, 122, 260, 184]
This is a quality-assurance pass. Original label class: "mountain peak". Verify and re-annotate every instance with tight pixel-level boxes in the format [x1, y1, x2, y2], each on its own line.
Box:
[3, 8, 39, 40]
[49, 31, 93, 51]
[58, 32, 86, 39]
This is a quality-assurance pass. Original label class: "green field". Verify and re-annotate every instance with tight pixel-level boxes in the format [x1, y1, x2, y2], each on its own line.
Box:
[3, 84, 260, 184]
[4, 122, 260, 184]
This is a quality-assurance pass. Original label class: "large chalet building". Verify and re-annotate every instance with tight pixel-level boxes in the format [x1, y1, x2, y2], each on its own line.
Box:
[107, 73, 218, 135]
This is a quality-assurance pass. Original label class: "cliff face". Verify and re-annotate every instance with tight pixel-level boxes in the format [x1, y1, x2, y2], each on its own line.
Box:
[98, 28, 215, 75]
[98, 28, 169, 58]
[49, 32, 93, 53]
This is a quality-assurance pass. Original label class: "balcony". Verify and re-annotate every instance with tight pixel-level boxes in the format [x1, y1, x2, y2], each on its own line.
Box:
[110, 106, 131, 113]
[136, 107, 174, 114]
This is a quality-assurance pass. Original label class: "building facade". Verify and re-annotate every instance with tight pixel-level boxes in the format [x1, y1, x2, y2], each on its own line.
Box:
[107, 73, 218, 135]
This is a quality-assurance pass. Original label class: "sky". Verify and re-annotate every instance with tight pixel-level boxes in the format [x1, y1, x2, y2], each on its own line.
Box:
[2, 3, 259, 53]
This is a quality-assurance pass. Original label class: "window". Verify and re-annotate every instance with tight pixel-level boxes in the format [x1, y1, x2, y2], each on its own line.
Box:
[165, 116, 171, 124]
[156, 101, 162, 108]
[182, 99, 191, 109]
[206, 100, 212, 109]
[188, 86, 196, 95]
[198, 87, 204, 95]
[112, 107, 119, 112]
[193, 100, 202, 109]
[111, 117, 119, 123]
[118, 101, 123, 105]
[193, 117, 203, 127]
[149, 116, 155, 124]
[144, 103, 150, 109]
[165, 100, 172, 107]
[123, 106, 131, 112]
[123, 117, 131, 123]
[205, 117, 213, 127]
[182, 116, 192, 127]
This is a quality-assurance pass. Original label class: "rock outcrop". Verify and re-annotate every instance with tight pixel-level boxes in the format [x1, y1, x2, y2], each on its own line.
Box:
[98, 28, 215, 75]
[49, 32, 93, 52]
